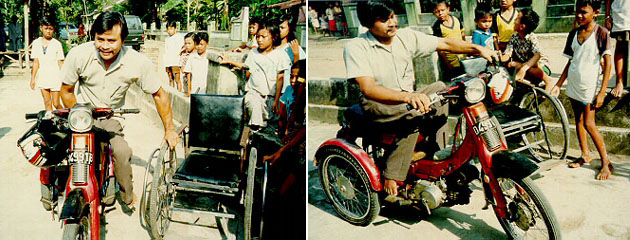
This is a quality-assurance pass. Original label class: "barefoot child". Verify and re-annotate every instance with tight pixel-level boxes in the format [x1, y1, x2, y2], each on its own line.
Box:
[500, 9, 555, 92]
[431, 0, 466, 79]
[164, 21, 184, 91]
[551, 0, 614, 180]
[472, 3, 495, 50]
[179, 32, 196, 95]
[221, 22, 290, 129]
[30, 17, 64, 111]
[606, 0, 630, 97]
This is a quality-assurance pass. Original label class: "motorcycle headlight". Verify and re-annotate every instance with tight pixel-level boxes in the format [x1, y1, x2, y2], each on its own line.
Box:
[69, 109, 93, 132]
[464, 78, 486, 104]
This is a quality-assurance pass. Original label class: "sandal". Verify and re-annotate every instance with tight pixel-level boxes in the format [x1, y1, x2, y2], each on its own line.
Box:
[568, 158, 588, 168]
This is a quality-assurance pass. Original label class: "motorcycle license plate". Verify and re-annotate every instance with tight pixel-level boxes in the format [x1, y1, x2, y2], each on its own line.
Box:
[473, 118, 495, 136]
[69, 151, 94, 165]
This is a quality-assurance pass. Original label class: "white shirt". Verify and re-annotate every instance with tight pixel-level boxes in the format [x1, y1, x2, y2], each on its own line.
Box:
[243, 48, 291, 96]
[31, 37, 64, 90]
[564, 29, 612, 103]
[612, 0, 630, 32]
[163, 33, 185, 67]
[184, 51, 209, 94]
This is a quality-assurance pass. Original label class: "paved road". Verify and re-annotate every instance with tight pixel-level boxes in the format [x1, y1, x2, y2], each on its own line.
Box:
[0, 63, 237, 239]
[308, 121, 630, 240]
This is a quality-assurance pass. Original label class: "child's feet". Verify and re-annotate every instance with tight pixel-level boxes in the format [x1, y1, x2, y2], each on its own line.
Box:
[568, 156, 591, 168]
[596, 162, 614, 180]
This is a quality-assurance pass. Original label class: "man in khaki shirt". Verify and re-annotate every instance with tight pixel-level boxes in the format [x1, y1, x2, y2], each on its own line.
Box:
[345, 0, 496, 196]
[60, 11, 178, 207]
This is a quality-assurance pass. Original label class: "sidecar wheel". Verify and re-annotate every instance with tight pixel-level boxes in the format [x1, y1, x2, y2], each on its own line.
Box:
[149, 144, 176, 239]
[318, 147, 379, 226]
[493, 177, 561, 239]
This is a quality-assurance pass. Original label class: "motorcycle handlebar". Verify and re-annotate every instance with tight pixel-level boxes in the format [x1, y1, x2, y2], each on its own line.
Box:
[25, 113, 39, 120]
[114, 109, 140, 114]
[406, 93, 442, 111]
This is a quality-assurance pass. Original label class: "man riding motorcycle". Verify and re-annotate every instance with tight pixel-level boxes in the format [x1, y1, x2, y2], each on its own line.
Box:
[344, 0, 497, 196]
[59, 11, 178, 208]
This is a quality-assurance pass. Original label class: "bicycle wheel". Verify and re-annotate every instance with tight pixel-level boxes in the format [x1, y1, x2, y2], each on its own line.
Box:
[518, 87, 569, 162]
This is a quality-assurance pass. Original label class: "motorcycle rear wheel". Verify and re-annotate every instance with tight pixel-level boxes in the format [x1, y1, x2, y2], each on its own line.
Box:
[494, 176, 561, 240]
[319, 146, 380, 226]
[62, 214, 91, 240]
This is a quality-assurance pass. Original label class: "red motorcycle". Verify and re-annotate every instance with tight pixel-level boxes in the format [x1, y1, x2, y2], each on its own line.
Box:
[315, 64, 561, 239]
[18, 103, 139, 240]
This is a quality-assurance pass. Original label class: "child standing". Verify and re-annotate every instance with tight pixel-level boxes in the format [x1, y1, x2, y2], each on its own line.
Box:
[472, 4, 494, 50]
[30, 17, 64, 111]
[230, 17, 260, 53]
[551, 0, 614, 180]
[606, 0, 630, 97]
[492, 0, 519, 51]
[164, 21, 185, 91]
[183, 32, 209, 96]
[221, 22, 290, 128]
[500, 9, 554, 92]
[179, 32, 196, 95]
[431, 0, 466, 80]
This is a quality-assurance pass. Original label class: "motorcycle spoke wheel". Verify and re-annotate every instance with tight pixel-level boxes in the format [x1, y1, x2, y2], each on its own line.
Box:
[495, 177, 561, 240]
[318, 147, 379, 226]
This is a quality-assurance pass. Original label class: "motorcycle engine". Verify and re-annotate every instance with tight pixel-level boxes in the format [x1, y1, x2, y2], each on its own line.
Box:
[443, 164, 479, 206]
[409, 179, 445, 209]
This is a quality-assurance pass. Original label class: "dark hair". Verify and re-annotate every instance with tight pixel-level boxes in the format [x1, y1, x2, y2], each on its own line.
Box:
[193, 32, 208, 44]
[90, 11, 129, 40]
[249, 16, 261, 26]
[280, 12, 297, 42]
[184, 32, 195, 40]
[296, 59, 305, 78]
[167, 21, 177, 28]
[519, 8, 539, 34]
[357, 0, 399, 28]
[40, 16, 55, 27]
[474, 3, 493, 21]
[428, 0, 449, 11]
[576, 0, 602, 11]
[258, 21, 282, 47]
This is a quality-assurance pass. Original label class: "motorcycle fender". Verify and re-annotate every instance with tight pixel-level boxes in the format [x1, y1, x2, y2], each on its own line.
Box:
[491, 152, 539, 179]
[315, 138, 383, 191]
[60, 190, 86, 221]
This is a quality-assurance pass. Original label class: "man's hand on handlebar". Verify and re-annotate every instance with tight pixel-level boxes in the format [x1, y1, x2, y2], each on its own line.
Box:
[404, 92, 432, 114]
[478, 46, 499, 64]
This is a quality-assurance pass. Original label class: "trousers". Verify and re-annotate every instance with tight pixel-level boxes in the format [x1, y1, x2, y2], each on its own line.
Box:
[360, 82, 449, 181]
[94, 119, 134, 203]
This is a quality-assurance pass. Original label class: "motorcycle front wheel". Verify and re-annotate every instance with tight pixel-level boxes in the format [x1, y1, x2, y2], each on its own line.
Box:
[318, 146, 380, 226]
[494, 176, 561, 240]
[62, 214, 91, 240]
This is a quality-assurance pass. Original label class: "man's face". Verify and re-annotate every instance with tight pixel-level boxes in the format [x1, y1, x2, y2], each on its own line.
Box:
[184, 37, 195, 52]
[249, 23, 259, 36]
[256, 28, 273, 50]
[477, 15, 493, 31]
[432, 3, 450, 22]
[40, 25, 54, 39]
[167, 26, 176, 36]
[280, 20, 290, 40]
[500, 0, 515, 9]
[369, 12, 398, 39]
[196, 39, 207, 55]
[576, 5, 598, 27]
[94, 24, 124, 62]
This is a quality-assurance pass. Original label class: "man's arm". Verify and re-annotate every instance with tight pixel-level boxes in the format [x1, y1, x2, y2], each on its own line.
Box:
[436, 37, 496, 62]
[354, 76, 432, 113]
[152, 87, 178, 148]
[60, 83, 77, 108]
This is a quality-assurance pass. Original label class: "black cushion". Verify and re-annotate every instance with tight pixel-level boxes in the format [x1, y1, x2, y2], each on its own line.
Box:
[490, 105, 539, 129]
[173, 150, 240, 188]
[189, 94, 244, 151]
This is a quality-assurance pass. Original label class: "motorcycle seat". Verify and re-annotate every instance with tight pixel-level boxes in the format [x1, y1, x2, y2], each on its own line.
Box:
[173, 150, 240, 188]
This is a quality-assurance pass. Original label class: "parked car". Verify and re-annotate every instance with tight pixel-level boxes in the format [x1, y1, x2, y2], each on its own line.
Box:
[58, 22, 78, 40]
[123, 15, 144, 51]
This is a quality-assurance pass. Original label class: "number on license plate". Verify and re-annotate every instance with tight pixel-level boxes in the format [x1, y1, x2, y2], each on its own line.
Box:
[473, 118, 494, 135]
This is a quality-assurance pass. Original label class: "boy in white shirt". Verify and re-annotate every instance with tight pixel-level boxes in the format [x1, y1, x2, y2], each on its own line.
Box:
[164, 21, 185, 91]
[551, 0, 614, 180]
[221, 22, 290, 128]
[30, 17, 65, 111]
[183, 32, 209, 96]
